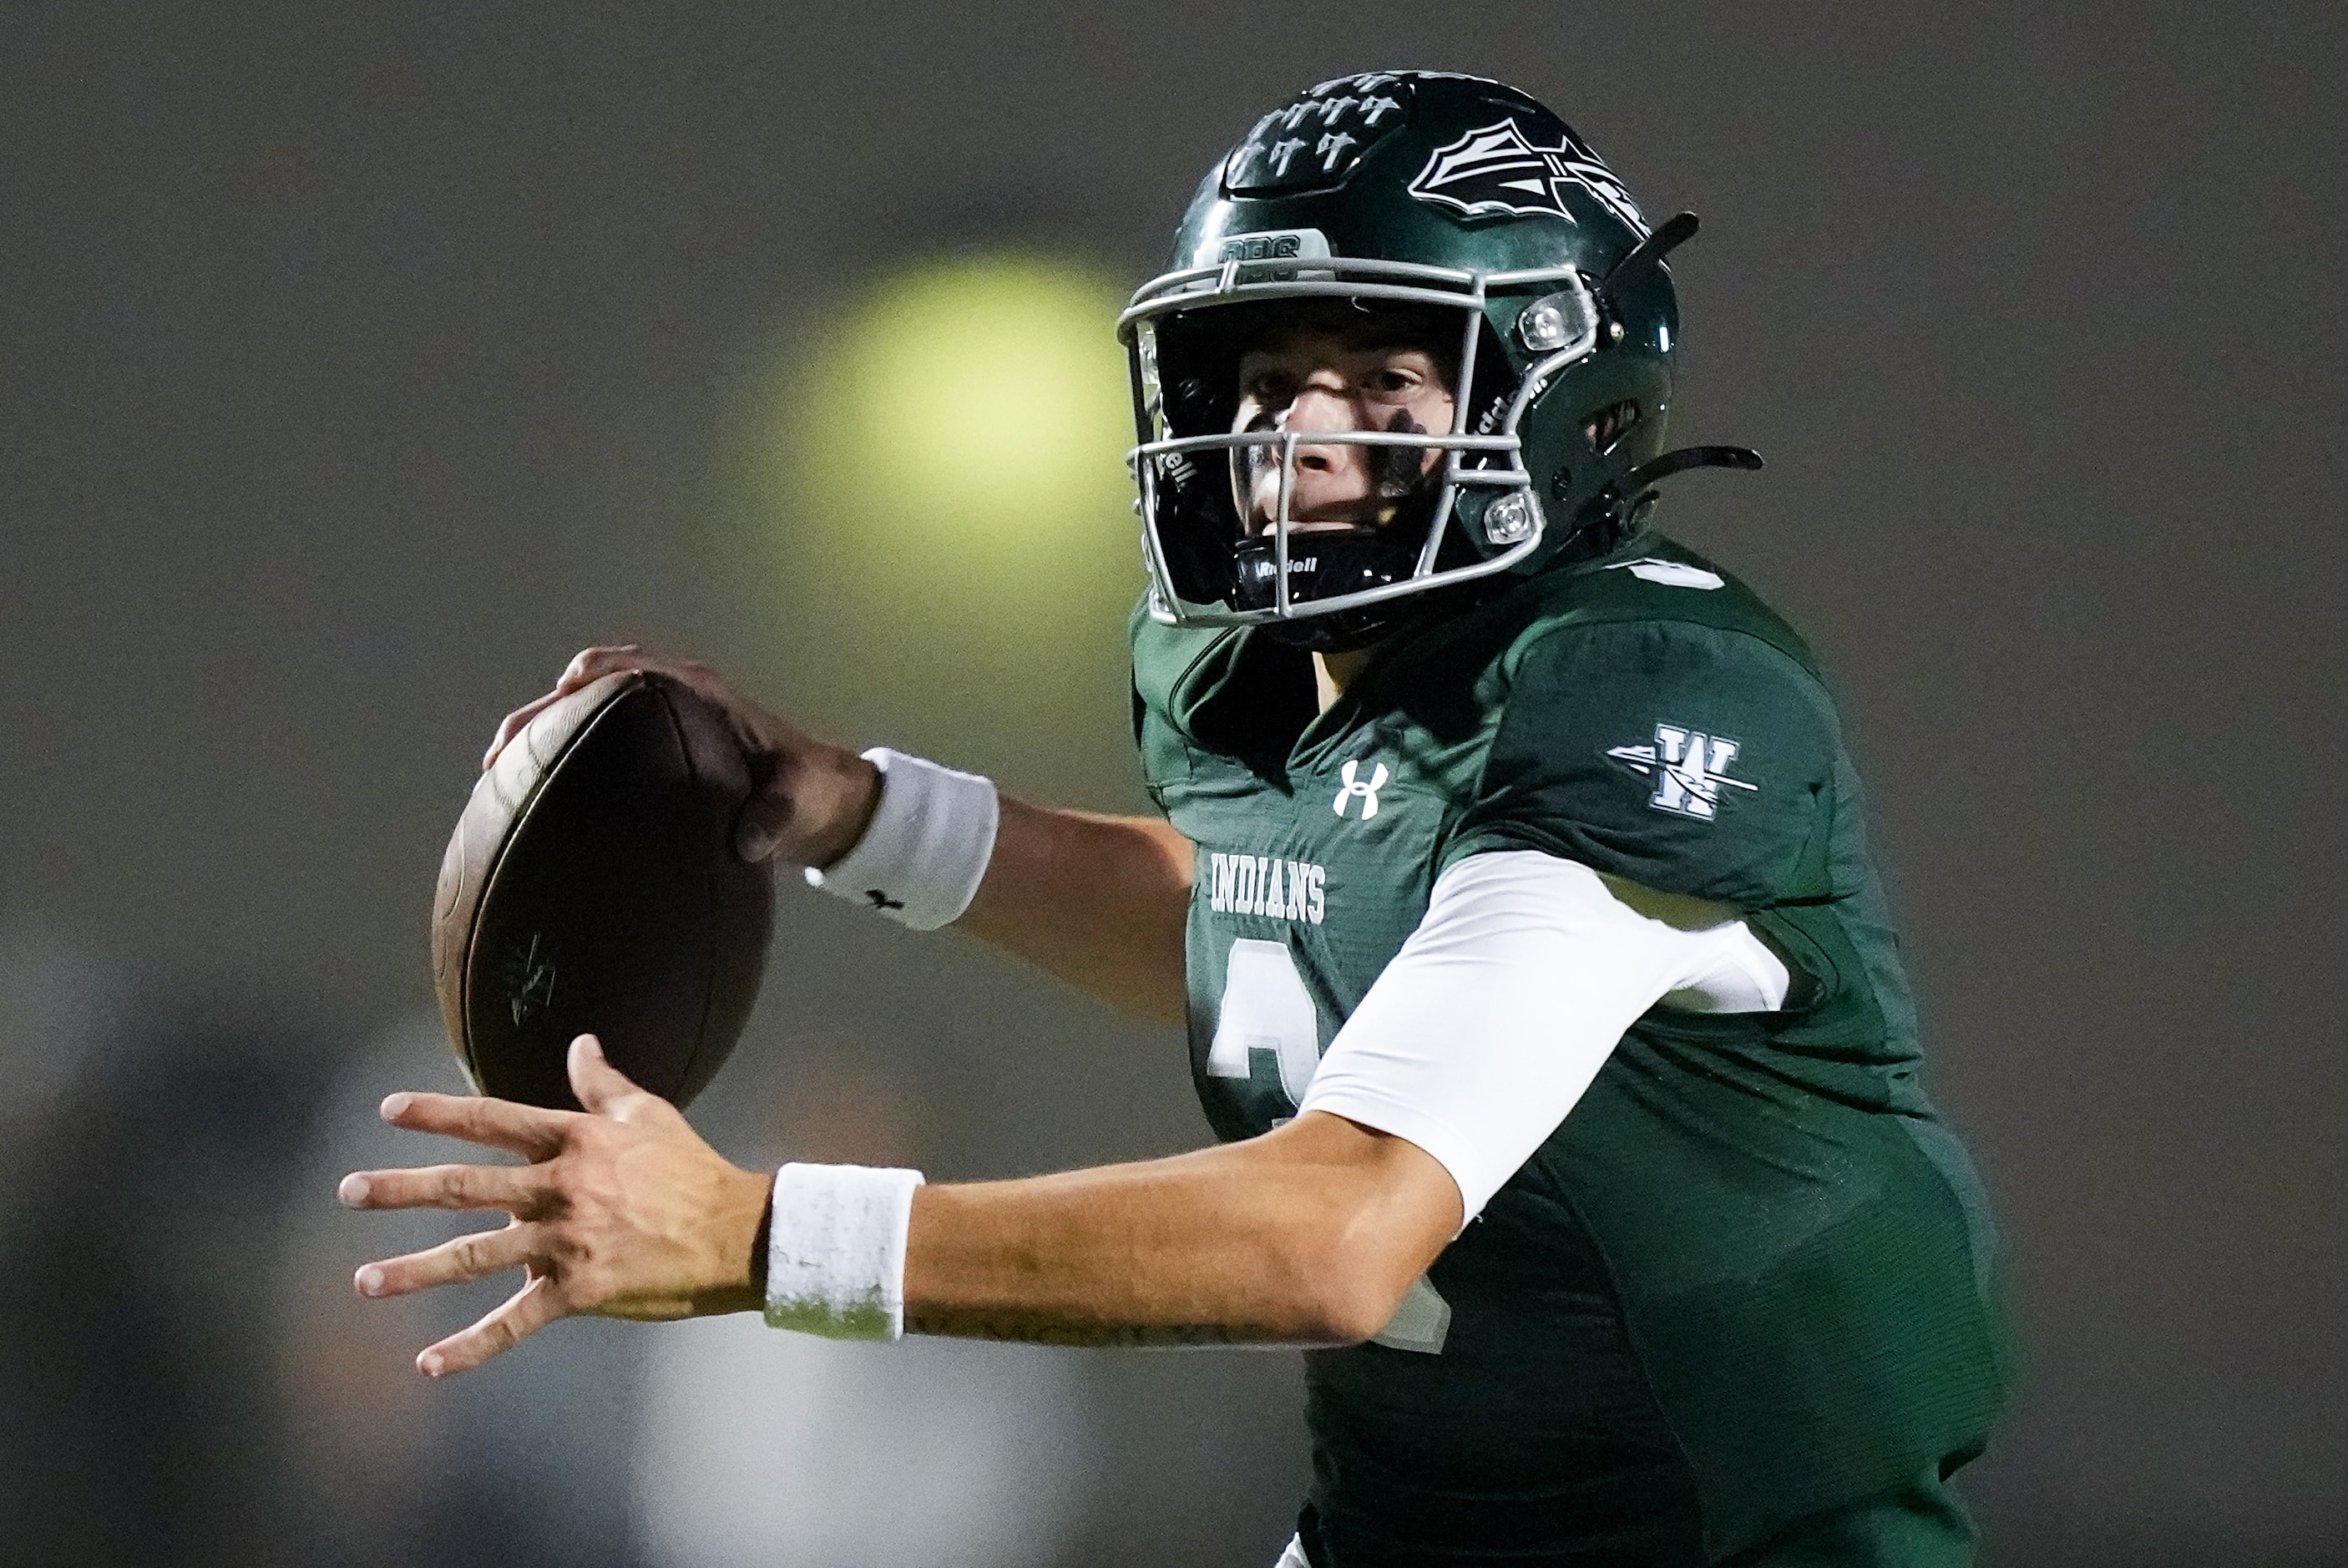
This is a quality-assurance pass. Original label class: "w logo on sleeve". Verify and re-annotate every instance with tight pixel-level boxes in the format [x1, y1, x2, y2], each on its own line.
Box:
[1606, 724, 1759, 819]
[1331, 757, 1389, 819]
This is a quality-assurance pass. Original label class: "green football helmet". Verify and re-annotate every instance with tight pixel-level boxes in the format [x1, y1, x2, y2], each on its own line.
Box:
[1121, 71, 1758, 650]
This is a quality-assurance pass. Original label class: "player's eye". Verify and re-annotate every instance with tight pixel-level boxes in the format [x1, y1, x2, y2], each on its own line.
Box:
[1363, 368, 1420, 401]
[1242, 371, 1299, 407]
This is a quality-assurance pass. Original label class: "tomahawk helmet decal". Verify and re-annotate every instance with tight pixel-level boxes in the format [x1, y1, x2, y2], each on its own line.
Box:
[1408, 119, 1649, 233]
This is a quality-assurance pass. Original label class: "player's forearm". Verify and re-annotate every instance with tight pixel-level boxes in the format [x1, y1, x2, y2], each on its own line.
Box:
[954, 795, 1193, 1024]
[899, 1112, 1455, 1346]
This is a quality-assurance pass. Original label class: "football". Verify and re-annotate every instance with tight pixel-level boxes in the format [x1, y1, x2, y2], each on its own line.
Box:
[430, 670, 774, 1110]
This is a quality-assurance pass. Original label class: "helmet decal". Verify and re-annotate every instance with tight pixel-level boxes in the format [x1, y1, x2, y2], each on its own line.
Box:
[1408, 119, 1649, 233]
[1225, 78, 1414, 195]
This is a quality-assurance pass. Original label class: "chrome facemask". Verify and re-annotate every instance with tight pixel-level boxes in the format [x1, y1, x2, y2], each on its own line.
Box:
[1120, 235, 1604, 632]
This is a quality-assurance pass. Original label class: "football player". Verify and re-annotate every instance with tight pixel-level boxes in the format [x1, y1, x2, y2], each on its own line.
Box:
[346, 73, 2008, 1565]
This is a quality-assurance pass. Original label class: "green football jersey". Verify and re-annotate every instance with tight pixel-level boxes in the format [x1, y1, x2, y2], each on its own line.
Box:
[1131, 531, 2008, 1564]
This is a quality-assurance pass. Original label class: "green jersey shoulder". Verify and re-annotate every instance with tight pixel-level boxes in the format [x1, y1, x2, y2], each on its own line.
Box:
[1131, 531, 1869, 1090]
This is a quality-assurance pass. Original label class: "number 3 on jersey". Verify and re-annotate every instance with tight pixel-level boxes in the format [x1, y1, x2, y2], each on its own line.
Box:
[1206, 938, 1322, 1109]
[1204, 937, 1455, 1354]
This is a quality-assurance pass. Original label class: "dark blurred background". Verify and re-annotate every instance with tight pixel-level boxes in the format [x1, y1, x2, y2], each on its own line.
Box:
[3, 3, 2343, 1564]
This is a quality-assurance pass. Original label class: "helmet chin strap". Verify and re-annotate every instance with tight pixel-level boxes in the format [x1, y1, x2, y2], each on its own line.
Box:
[1232, 503, 1440, 654]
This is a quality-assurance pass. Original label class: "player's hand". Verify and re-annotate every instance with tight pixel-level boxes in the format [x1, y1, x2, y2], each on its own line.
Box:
[483, 645, 878, 868]
[340, 1034, 773, 1378]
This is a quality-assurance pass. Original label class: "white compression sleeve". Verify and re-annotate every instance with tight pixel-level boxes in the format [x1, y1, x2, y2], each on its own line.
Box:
[1296, 850, 1790, 1225]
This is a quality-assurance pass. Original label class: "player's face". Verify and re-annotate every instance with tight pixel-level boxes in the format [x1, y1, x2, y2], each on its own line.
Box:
[1232, 325, 1458, 535]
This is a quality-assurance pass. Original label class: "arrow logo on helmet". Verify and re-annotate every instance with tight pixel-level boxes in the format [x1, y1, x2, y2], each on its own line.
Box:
[1409, 119, 1648, 233]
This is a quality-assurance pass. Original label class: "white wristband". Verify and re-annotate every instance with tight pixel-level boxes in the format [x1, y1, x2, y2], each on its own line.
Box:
[764, 1162, 926, 1341]
[802, 748, 999, 930]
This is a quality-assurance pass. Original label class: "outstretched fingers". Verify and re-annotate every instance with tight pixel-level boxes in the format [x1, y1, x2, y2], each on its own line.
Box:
[338, 1160, 556, 1216]
[349, 1027, 750, 1378]
[354, 1218, 542, 1299]
[379, 1090, 571, 1159]
[417, 1272, 569, 1378]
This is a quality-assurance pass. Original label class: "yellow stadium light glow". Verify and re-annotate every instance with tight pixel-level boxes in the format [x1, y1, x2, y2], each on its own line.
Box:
[746, 253, 1146, 783]
[782, 255, 1136, 577]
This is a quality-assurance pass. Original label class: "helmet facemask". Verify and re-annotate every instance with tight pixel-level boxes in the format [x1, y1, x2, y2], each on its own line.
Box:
[1124, 254, 1585, 650]
[1218, 302, 1460, 647]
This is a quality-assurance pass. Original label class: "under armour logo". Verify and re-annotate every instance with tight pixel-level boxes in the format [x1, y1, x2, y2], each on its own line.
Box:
[1604, 724, 1758, 819]
[863, 888, 905, 912]
[1331, 758, 1389, 819]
